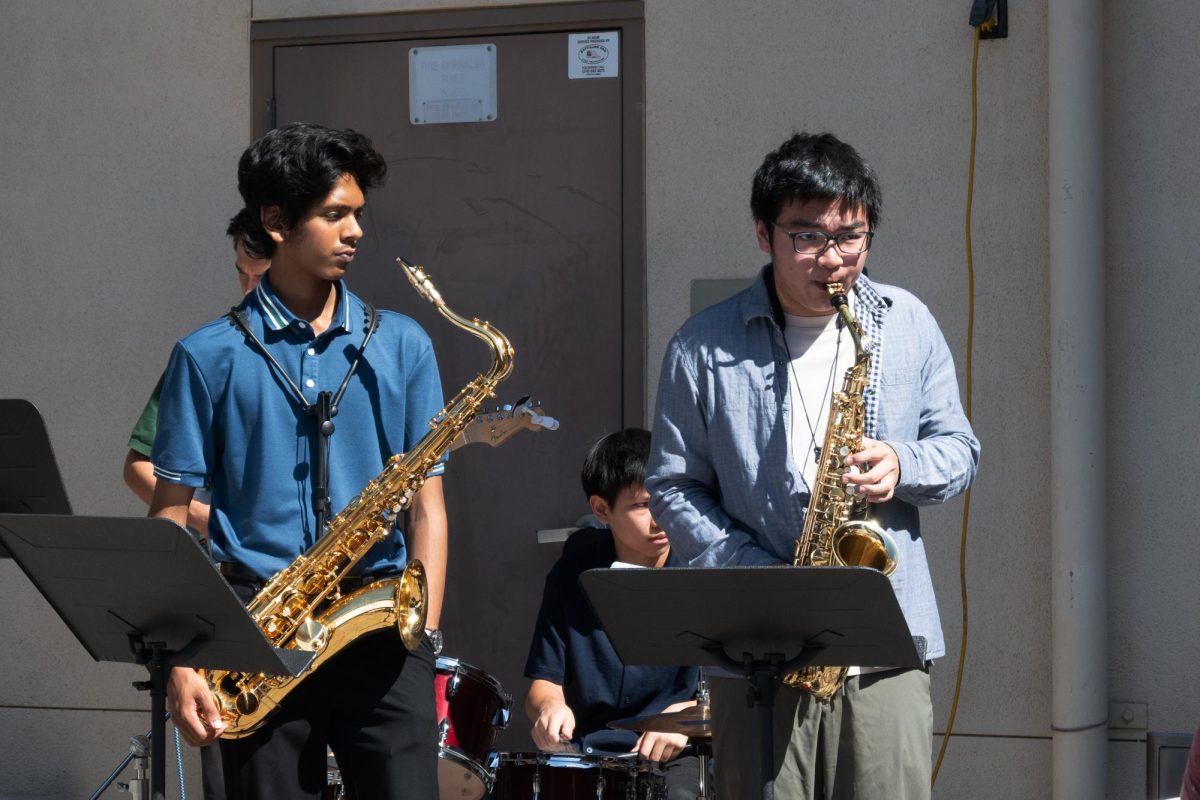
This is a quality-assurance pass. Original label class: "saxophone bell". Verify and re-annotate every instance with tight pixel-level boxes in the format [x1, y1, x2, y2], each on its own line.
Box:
[831, 519, 898, 576]
[393, 559, 428, 651]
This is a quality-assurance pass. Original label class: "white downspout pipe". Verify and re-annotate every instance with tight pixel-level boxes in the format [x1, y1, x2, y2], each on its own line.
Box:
[1048, 1, 1107, 798]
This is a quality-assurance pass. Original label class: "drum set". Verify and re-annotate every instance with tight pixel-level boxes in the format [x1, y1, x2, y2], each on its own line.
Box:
[325, 656, 714, 799]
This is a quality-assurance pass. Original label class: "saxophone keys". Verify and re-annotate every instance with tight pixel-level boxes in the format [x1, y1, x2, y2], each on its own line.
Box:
[293, 618, 330, 653]
[235, 689, 261, 716]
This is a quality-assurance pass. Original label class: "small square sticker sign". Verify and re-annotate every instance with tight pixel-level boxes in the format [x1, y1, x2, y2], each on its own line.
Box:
[568, 31, 619, 79]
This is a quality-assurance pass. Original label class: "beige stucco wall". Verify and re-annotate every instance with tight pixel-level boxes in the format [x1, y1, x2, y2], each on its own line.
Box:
[0, 2, 251, 797]
[0, 1, 1196, 797]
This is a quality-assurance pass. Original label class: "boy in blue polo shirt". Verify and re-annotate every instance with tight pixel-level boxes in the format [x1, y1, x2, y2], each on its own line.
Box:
[150, 122, 446, 799]
[523, 429, 701, 798]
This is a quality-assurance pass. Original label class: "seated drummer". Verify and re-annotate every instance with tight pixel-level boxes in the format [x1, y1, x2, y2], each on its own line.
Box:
[523, 428, 701, 798]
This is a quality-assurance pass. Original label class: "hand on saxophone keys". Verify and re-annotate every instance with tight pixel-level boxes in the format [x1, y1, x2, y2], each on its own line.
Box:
[168, 666, 226, 747]
[842, 436, 901, 503]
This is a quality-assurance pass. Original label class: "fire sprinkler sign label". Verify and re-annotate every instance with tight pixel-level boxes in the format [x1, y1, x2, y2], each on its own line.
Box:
[568, 31, 619, 79]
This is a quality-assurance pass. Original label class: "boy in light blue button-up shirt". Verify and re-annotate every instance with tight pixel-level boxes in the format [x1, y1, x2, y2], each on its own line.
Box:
[647, 132, 979, 800]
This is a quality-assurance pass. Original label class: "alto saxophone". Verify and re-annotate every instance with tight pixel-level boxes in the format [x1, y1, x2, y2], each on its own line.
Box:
[782, 282, 899, 699]
[208, 257, 515, 737]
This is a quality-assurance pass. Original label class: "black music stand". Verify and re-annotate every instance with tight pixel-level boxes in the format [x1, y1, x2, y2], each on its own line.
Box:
[580, 566, 921, 800]
[0, 514, 314, 800]
[0, 399, 73, 557]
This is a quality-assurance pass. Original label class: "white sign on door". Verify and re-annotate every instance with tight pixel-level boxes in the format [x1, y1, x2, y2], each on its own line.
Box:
[409, 43, 498, 125]
[568, 31, 619, 80]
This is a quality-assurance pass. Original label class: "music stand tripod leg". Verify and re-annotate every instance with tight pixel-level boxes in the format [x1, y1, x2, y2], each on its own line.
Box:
[88, 732, 150, 800]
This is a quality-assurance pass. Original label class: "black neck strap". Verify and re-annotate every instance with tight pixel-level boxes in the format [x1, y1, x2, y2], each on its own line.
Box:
[226, 301, 380, 533]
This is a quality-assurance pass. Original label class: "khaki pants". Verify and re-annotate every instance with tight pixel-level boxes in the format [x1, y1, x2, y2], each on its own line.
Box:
[710, 668, 932, 800]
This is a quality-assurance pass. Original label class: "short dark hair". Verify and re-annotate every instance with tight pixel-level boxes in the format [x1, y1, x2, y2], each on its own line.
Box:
[750, 132, 882, 232]
[225, 208, 257, 255]
[233, 122, 388, 258]
[581, 428, 651, 508]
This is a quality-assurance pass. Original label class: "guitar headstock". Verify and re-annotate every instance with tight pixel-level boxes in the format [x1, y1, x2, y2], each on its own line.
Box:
[451, 396, 559, 452]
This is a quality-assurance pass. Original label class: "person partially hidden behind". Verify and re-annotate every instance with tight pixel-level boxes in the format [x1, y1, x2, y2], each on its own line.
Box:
[523, 428, 702, 799]
[122, 214, 268, 800]
[150, 122, 448, 799]
[124, 213, 270, 538]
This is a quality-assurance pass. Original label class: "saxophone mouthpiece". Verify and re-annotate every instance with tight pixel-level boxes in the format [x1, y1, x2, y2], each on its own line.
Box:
[396, 257, 445, 308]
[826, 282, 848, 310]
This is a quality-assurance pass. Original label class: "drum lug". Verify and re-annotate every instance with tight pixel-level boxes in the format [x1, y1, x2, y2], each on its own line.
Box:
[437, 717, 450, 746]
[447, 670, 461, 697]
[495, 704, 511, 728]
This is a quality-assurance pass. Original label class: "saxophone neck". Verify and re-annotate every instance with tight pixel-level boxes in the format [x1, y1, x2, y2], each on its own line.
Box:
[397, 257, 515, 382]
[826, 282, 868, 359]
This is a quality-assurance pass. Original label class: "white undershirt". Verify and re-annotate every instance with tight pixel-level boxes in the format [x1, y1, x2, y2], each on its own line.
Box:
[783, 299, 855, 490]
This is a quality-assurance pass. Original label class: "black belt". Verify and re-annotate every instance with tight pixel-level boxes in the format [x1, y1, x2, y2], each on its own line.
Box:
[217, 561, 387, 592]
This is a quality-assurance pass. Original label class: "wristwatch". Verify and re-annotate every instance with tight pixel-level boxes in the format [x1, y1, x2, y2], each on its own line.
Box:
[425, 628, 444, 655]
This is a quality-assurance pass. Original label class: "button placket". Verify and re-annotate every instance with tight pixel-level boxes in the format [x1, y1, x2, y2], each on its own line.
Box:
[302, 343, 320, 403]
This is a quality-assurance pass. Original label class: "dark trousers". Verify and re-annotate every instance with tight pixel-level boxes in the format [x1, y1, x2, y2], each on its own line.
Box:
[200, 744, 224, 800]
[219, 608, 438, 799]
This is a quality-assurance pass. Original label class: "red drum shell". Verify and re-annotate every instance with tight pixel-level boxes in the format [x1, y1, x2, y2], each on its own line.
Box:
[435, 656, 512, 800]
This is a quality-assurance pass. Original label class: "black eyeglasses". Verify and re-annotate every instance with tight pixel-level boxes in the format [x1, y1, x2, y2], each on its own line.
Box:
[773, 225, 875, 255]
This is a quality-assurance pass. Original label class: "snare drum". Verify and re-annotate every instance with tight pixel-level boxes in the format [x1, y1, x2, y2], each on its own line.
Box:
[491, 752, 666, 800]
[435, 656, 512, 799]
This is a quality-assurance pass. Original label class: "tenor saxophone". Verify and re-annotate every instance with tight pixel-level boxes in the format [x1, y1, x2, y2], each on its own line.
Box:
[208, 257, 515, 737]
[782, 282, 899, 699]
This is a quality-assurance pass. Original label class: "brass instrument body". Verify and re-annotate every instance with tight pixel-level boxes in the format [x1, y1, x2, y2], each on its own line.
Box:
[784, 282, 899, 699]
[209, 258, 514, 737]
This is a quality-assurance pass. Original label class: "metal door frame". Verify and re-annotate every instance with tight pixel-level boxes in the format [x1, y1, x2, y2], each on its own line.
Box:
[250, 1, 647, 426]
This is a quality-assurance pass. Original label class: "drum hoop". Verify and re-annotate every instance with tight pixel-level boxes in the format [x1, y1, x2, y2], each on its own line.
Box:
[434, 656, 513, 708]
[495, 751, 550, 768]
[438, 745, 495, 791]
[494, 751, 668, 777]
[495, 752, 615, 768]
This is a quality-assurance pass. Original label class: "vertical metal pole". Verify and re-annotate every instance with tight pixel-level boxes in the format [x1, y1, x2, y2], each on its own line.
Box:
[1049, 0, 1107, 797]
[150, 646, 168, 800]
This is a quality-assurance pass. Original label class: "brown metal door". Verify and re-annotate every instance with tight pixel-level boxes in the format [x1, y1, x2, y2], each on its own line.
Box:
[267, 12, 641, 750]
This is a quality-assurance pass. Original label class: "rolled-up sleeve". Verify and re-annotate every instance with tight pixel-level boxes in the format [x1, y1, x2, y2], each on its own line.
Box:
[647, 333, 781, 568]
[887, 321, 980, 506]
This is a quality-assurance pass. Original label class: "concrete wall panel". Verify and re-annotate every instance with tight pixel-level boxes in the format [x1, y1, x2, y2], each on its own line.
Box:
[1105, 0, 1200, 738]
[0, 707, 201, 800]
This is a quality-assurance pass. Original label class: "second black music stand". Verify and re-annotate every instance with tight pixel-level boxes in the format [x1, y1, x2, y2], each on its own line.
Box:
[0, 399, 73, 557]
[0, 514, 314, 800]
[580, 566, 921, 800]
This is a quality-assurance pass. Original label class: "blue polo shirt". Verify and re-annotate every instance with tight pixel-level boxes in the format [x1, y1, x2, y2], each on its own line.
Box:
[524, 527, 699, 755]
[152, 277, 445, 580]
